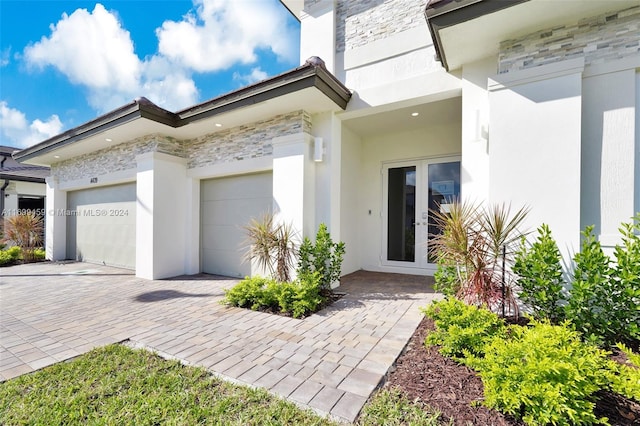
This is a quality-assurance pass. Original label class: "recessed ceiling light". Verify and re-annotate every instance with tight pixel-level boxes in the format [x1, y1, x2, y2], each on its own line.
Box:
[54, 155, 60, 159]
[105, 138, 113, 142]
[411, 112, 419, 117]
[215, 123, 222, 127]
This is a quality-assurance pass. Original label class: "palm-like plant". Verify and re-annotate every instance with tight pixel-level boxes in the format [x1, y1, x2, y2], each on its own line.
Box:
[4, 212, 44, 262]
[243, 213, 298, 283]
[430, 200, 529, 315]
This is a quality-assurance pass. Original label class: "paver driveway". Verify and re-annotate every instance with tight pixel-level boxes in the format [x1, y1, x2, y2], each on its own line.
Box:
[0, 262, 439, 423]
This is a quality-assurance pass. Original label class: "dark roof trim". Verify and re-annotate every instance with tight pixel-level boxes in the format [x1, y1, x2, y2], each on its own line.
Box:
[14, 57, 350, 163]
[0, 173, 46, 184]
[278, 0, 300, 22]
[425, 0, 529, 71]
[178, 57, 351, 122]
[14, 98, 180, 163]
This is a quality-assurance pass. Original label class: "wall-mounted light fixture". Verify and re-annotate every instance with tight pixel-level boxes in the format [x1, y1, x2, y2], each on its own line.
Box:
[474, 109, 488, 142]
[314, 137, 324, 162]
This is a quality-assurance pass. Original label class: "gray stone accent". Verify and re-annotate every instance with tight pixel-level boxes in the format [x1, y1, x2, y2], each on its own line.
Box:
[335, 0, 425, 53]
[499, 6, 640, 74]
[304, 0, 323, 9]
[52, 135, 185, 182]
[187, 110, 311, 169]
[51, 111, 311, 182]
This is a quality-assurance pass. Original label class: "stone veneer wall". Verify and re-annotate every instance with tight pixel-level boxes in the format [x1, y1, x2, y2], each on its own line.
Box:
[52, 135, 185, 182]
[334, 0, 425, 53]
[51, 110, 311, 181]
[499, 6, 640, 74]
[187, 110, 311, 169]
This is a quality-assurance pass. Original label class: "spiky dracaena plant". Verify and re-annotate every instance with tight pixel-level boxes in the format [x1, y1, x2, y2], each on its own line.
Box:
[430, 200, 529, 315]
[4, 212, 44, 262]
[243, 213, 298, 283]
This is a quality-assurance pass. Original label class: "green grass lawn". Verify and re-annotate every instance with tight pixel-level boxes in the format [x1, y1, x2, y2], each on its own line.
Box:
[0, 344, 442, 426]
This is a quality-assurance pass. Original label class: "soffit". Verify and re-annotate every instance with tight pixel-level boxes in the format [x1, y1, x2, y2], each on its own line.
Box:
[342, 96, 461, 139]
[430, 0, 639, 71]
[22, 86, 341, 167]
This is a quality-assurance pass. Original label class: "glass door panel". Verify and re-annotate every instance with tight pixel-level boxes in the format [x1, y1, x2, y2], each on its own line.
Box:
[387, 166, 416, 262]
[383, 157, 460, 271]
[426, 161, 461, 263]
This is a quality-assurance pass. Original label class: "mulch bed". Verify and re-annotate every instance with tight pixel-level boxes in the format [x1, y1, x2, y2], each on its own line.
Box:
[384, 317, 640, 426]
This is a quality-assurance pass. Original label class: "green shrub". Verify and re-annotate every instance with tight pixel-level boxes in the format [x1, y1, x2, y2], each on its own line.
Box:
[285, 272, 324, 319]
[297, 224, 345, 291]
[224, 276, 275, 311]
[566, 226, 628, 345]
[433, 260, 462, 297]
[0, 246, 22, 266]
[33, 248, 46, 260]
[471, 320, 610, 426]
[422, 298, 505, 360]
[606, 343, 640, 402]
[610, 214, 640, 342]
[223, 273, 324, 319]
[513, 224, 566, 322]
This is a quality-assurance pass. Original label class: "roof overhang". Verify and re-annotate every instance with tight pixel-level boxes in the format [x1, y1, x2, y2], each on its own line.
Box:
[15, 58, 351, 167]
[0, 173, 46, 184]
[279, 0, 303, 21]
[426, 0, 639, 71]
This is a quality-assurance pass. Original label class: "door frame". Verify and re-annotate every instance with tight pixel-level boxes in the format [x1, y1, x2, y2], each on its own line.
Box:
[381, 155, 461, 274]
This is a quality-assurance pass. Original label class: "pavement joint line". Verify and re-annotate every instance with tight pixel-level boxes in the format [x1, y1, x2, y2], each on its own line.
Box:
[122, 340, 348, 424]
[1, 264, 439, 422]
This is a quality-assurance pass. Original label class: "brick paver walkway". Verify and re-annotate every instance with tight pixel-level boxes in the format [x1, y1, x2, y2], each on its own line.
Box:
[0, 262, 439, 423]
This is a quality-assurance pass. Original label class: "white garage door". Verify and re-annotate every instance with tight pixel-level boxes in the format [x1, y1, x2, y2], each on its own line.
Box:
[201, 172, 273, 278]
[67, 183, 136, 269]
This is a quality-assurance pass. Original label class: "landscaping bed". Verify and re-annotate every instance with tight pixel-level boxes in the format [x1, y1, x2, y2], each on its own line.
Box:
[385, 316, 640, 426]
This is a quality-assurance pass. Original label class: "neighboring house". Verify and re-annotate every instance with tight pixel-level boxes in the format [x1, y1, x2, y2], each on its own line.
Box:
[1, 146, 49, 236]
[13, 0, 640, 280]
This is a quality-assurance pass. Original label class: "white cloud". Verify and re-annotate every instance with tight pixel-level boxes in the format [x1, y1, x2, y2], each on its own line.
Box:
[0, 101, 63, 148]
[157, 0, 298, 72]
[233, 67, 268, 85]
[22, 3, 199, 113]
[19, 0, 297, 116]
[24, 4, 140, 93]
[1, 47, 10, 67]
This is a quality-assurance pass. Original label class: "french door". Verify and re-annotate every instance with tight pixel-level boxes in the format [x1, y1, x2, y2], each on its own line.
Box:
[382, 157, 460, 271]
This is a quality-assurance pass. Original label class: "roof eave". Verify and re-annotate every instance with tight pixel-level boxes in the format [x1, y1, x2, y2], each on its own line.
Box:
[13, 98, 179, 163]
[14, 57, 351, 165]
[178, 58, 351, 122]
[0, 174, 47, 184]
[425, 0, 529, 71]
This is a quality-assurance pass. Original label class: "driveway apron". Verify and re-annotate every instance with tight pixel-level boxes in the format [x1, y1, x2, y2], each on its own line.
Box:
[0, 262, 440, 423]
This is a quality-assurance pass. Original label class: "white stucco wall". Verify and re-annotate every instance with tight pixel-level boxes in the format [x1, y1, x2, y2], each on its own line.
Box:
[136, 152, 188, 280]
[45, 178, 66, 261]
[300, 0, 336, 72]
[339, 125, 362, 275]
[582, 67, 637, 249]
[358, 123, 461, 274]
[488, 61, 584, 260]
[460, 57, 495, 203]
[636, 71, 640, 218]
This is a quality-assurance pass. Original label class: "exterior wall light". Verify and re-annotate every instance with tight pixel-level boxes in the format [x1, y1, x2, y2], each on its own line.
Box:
[314, 137, 324, 162]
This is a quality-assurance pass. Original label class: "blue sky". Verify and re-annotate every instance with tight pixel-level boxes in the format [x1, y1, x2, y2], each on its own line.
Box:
[0, 0, 301, 148]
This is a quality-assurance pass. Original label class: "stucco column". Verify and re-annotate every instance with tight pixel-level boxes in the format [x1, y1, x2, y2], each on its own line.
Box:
[44, 176, 67, 261]
[136, 151, 188, 280]
[271, 132, 316, 257]
[461, 57, 494, 203]
[300, 0, 336, 73]
[488, 59, 584, 260]
[184, 177, 200, 275]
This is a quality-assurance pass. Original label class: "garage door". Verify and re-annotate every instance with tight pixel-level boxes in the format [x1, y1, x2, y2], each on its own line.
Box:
[201, 172, 272, 278]
[67, 183, 136, 269]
